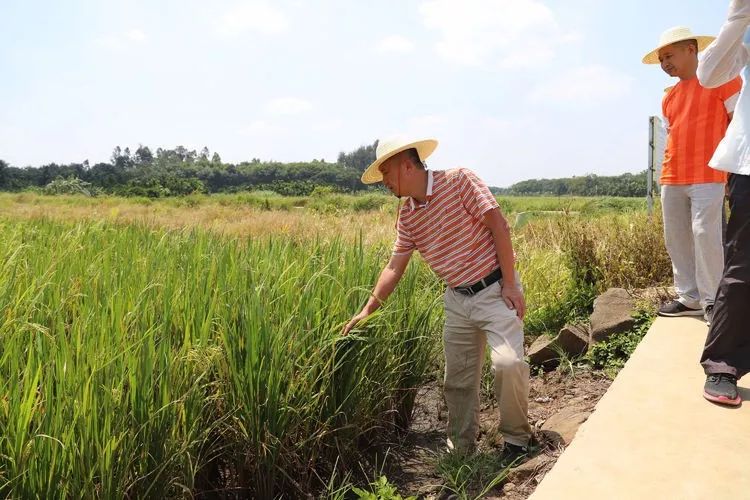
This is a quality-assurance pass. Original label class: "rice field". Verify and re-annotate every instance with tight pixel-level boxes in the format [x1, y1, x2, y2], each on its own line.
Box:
[0, 193, 669, 498]
[0, 217, 446, 498]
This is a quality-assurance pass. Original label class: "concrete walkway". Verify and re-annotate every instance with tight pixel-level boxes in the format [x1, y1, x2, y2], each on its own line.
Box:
[530, 316, 750, 500]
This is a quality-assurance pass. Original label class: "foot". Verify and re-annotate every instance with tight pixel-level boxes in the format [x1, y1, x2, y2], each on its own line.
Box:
[657, 300, 703, 317]
[500, 442, 529, 467]
[703, 373, 742, 406]
[704, 304, 714, 326]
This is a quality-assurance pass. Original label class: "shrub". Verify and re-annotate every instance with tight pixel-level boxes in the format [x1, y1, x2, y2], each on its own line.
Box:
[42, 177, 98, 197]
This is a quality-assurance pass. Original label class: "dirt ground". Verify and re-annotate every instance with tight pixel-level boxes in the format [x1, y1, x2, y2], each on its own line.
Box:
[382, 368, 612, 499]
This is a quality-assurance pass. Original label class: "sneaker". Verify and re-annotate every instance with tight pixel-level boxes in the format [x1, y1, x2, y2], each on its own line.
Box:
[500, 442, 529, 467]
[704, 305, 714, 326]
[703, 373, 742, 406]
[657, 300, 703, 317]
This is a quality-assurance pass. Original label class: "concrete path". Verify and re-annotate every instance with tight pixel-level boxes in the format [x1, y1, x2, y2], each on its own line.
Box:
[530, 316, 750, 500]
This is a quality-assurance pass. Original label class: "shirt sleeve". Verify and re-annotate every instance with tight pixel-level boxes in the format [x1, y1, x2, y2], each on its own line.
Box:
[456, 168, 500, 221]
[392, 213, 415, 256]
[698, 0, 750, 88]
[718, 76, 743, 112]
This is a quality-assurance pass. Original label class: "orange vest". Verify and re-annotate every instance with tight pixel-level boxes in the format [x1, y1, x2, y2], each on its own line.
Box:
[661, 76, 741, 185]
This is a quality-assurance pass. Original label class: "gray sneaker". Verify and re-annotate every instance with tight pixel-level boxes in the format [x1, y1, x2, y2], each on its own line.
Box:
[703, 373, 741, 406]
[658, 300, 703, 317]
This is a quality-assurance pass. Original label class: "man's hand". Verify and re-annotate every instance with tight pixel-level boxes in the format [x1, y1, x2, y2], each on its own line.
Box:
[501, 283, 526, 320]
[341, 253, 412, 336]
[342, 310, 370, 336]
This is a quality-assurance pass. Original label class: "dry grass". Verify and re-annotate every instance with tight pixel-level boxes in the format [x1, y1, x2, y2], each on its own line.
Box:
[0, 193, 399, 245]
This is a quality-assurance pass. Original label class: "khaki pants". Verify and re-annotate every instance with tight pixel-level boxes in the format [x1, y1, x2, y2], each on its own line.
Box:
[443, 280, 531, 451]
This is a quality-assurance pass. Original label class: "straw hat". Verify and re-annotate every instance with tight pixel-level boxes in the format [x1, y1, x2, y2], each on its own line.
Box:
[642, 26, 715, 64]
[361, 137, 438, 184]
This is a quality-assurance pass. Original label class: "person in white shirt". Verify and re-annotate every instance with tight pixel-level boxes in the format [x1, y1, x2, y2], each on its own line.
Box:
[697, 0, 750, 406]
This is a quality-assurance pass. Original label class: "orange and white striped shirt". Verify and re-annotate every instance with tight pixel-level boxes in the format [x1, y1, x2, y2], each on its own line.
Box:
[661, 76, 741, 185]
[393, 168, 500, 288]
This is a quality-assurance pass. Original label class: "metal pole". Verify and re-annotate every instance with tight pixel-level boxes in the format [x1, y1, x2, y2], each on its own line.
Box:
[647, 116, 655, 217]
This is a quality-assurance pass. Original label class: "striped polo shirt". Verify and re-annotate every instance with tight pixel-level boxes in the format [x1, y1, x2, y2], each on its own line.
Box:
[661, 76, 741, 185]
[392, 168, 500, 288]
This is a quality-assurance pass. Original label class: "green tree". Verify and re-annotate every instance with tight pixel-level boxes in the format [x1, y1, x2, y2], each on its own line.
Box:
[337, 140, 378, 173]
[0, 159, 8, 189]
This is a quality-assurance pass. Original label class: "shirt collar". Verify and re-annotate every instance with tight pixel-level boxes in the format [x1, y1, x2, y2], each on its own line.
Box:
[409, 170, 433, 210]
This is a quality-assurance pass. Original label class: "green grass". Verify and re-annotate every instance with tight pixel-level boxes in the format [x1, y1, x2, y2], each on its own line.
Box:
[0, 218, 443, 498]
[587, 310, 656, 378]
[0, 193, 673, 497]
[434, 450, 512, 499]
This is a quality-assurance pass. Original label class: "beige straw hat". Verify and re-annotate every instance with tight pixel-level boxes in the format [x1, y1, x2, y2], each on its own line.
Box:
[642, 26, 715, 64]
[361, 137, 438, 184]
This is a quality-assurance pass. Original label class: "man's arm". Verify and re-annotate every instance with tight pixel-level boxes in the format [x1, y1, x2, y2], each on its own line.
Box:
[698, 0, 750, 88]
[342, 252, 412, 335]
[482, 208, 526, 319]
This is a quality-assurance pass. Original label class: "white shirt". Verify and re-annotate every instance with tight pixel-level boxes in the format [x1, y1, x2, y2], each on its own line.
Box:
[698, 0, 750, 174]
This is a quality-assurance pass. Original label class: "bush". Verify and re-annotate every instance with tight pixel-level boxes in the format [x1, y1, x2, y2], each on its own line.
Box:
[43, 177, 98, 197]
[557, 212, 672, 291]
[351, 194, 391, 212]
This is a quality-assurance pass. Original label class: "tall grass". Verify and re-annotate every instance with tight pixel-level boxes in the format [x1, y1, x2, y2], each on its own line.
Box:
[0, 219, 442, 498]
[0, 196, 675, 496]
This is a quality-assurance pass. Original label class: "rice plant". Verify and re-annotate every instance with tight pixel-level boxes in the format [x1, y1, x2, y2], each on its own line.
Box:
[0, 219, 442, 498]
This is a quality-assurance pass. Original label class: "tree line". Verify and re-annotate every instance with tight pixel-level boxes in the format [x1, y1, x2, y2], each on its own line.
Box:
[492, 172, 648, 197]
[0, 142, 380, 197]
[0, 142, 648, 198]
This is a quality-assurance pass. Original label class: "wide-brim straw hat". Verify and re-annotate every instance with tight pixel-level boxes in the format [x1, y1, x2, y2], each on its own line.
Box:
[361, 137, 438, 184]
[642, 26, 715, 64]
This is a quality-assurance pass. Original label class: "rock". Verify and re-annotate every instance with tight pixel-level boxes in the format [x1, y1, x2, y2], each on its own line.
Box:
[528, 335, 557, 367]
[557, 323, 590, 355]
[528, 324, 591, 369]
[540, 407, 592, 445]
[590, 288, 636, 343]
[506, 454, 555, 484]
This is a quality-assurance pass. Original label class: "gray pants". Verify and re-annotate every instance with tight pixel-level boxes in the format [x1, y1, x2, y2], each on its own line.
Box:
[443, 279, 531, 451]
[661, 183, 725, 310]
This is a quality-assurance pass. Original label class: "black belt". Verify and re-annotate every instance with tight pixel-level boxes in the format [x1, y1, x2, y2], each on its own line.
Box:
[452, 268, 502, 296]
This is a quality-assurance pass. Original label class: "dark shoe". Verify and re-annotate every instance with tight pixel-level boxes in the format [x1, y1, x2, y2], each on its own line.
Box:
[657, 300, 703, 317]
[500, 443, 529, 467]
[703, 373, 742, 406]
[704, 305, 714, 326]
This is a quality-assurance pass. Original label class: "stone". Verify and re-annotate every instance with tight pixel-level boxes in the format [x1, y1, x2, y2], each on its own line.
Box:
[506, 454, 555, 484]
[540, 407, 592, 445]
[528, 335, 557, 367]
[557, 323, 590, 355]
[590, 288, 636, 343]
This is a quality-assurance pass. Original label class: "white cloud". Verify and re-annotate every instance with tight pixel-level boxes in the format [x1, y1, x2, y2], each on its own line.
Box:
[126, 29, 147, 42]
[95, 29, 147, 50]
[407, 114, 449, 131]
[311, 118, 344, 132]
[215, 2, 289, 37]
[238, 120, 285, 136]
[419, 0, 579, 68]
[95, 35, 124, 50]
[265, 97, 313, 115]
[375, 35, 415, 54]
[528, 65, 633, 103]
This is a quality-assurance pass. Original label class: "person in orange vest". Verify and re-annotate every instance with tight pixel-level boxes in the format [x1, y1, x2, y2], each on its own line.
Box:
[643, 27, 741, 324]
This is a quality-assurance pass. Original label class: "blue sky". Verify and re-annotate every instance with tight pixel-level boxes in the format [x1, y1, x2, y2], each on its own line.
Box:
[0, 0, 733, 187]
